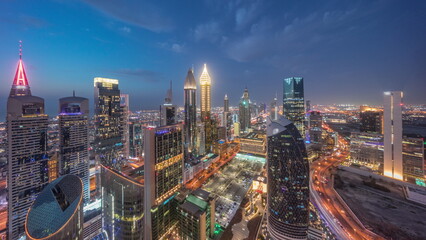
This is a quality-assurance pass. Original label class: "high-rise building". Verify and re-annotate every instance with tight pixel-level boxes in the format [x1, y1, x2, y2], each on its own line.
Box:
[94, 77, 123, 170]
[120, 94, 130, 159]
[266, 116, 309, 240]
[129, 120, 143, 158]
[233, 122, 240, 137]
[25, 175, 84, 240]
[196, 122, 206, 156]
[239, 87, 251, 133]
[7, 49, 50, 240]
[176, 189, 215, 240]
[270, 95, 278, 121]
[360, 109, 383, 134]
[383, 91, 403, 180]
[308, 111, 322, 144]
[224, 94, 229, 112]
[200, 64, 211, 122]
[58, 94, 90, 202]
[306, 100, 311, 112]
[144, 124, 184, 240]
[160, 81, 176, 126]
[184, 69, 197, 156]
[200, 64, 213, 152]
[283, 77, 305, 136]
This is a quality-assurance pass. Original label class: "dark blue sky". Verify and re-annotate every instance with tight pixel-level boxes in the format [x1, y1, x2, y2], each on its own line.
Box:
[1, 0, 426, 117]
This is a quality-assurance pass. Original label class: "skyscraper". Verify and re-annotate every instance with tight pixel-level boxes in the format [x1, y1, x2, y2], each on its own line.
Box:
[360, 109, 383, 134]
[160, 81, 176, 126]
[384, 91, 403, 180]
[58, 94, 90, 202]
[144, 124, 184, 240]
[224, 94, 229, 112]
[7, 48, 50, 240]
[184, 69, 197, 156]
[266, 116, 309, 240]
[283, 77, 305, 136]
[25, 175, 84, 240]
[120, 93, 130, 159]
[223, 94, 231, 139]
[94, 77, 123, 170]
[308, 111, 322, 144]
[239, 87, 251, 133]
[200, 64, 211, 122]
[270, 95, 278, 121]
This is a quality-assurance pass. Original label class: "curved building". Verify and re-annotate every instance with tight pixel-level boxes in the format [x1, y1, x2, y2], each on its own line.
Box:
[266, 116, 309, 240]
[25, 175, 84, 240]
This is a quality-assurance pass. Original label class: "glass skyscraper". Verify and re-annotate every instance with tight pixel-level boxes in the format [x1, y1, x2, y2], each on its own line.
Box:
[266, 116, 309, 240]
[283, 77, 305, 136]
[184, 69, 197, 156]
[239, 87, 251, 133]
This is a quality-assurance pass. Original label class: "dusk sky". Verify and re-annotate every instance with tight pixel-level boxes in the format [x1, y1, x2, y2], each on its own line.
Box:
[1, 0, 426, 117]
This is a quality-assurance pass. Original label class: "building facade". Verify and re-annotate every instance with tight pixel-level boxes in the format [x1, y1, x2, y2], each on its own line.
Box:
[144, 124, 184, 240]
[308, 111, 322, 144]
[25, 175, 84, 240]
[283, 77, 305, 136]
[58, 95, 90, 202]
[360, 109, 383, 134]
[383, 91, 403, 180]
[94, 77, 123, 170]
[160, 81, 176, 126]
[7, 53, 50, 240]
[120, 94, 130, 159]
[266, 116, 309, 240]
[184, 69, 197, 157]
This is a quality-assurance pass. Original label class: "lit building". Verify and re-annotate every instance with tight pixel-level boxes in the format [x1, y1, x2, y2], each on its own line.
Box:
[306, 100, 311, 113]
[224, 94, 229, 112]
[240, 131, 266, 157]
[94, 77, 123, 170]
[161, 81, 176, 126]
[233, 122, 240, 137]
[101, 164, 144, 239]
[360, 109, 383, 134]
[283, 77, 305, 136]
[308, 111, 322, 144]
[402, 137, 424, 181]
[184, 69, 197, 156]
[176, 189, 215, 240]
[58, 94, 90, 202]
[266, 116, 309, 240]
[7, 50, 50, 240]
[239, 87, 251, 133]
[383, 91, 403, 180]
[200, 64, 211, 122]
[120, 94, 130, 159]
[196, 122, 206, 156]
[223, 94, 231, 139]
[25, 175, 84, 240]
[349, 132, 384, 171]
[270, 95, 278, 121]
[129, 120, 143, 158]
[144, 124, 184, 240]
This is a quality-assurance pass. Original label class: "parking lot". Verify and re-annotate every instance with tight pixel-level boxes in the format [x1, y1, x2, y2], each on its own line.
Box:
[203, 154, 264, 228]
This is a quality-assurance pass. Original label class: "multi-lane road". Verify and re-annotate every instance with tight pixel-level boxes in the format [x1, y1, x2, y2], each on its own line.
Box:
[310, 125, 384, 240]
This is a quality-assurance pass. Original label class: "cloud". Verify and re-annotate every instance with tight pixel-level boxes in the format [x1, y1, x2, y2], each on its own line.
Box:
[81, 0, 172, 32]
[235, 1, 261, 31]
[110, 68, 161, 82]
[158, 42, 185, 53]
[193, 21, 222, 43]
[0, 15, 48, 28]
[119, 26, 131, 33]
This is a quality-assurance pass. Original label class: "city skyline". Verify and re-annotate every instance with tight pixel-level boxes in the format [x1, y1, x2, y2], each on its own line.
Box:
[1, 1, 426, 118]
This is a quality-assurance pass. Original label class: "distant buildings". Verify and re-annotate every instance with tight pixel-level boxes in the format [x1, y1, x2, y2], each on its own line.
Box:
[266, 116, 309, 240]
[160, 81, 176, 126]
[360, 108, 383, 134]
[239, 87, 251, 133]
[144, 124, 184, 240]
[25, 175, 84, 240]
[270, 95, 278, 121]
[283, 77, 305, 136]
[383, 91, 403, 180]
[94, 77, 123, 170]
[184, 69, 197, 156]
[7, 52, 50, 240]
[58, 94, 90, 202]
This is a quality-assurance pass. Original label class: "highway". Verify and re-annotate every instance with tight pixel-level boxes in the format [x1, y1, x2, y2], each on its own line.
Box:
[310, 124, 384, 240]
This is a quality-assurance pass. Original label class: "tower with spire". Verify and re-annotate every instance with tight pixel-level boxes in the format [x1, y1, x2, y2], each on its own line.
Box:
[200, 63, 212, 122]
[160, 80, 176, 126]
[7, 42, 49, 240]
[184, 69, 197, 157]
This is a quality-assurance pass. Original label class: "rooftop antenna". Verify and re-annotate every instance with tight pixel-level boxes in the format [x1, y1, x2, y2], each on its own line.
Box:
[19, 40, 22, 59]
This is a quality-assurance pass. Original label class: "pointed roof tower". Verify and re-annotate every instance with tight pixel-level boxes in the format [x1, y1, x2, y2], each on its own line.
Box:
[165, 80, 173, 104]
[200, 63, 211, 85]
[10, 41, 31, 97]
[184, 68, 197, 90]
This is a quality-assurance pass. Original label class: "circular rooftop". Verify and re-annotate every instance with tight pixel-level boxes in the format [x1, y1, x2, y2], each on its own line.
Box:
[25, 175, 83, 239]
